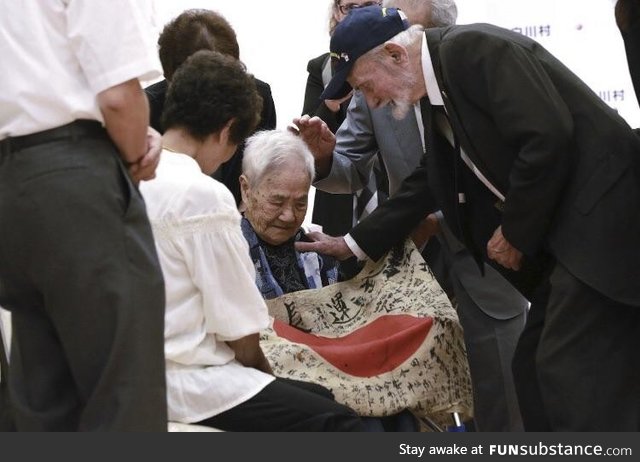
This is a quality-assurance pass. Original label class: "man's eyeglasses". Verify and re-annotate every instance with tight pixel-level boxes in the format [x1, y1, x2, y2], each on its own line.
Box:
[338, 1, 382, 15]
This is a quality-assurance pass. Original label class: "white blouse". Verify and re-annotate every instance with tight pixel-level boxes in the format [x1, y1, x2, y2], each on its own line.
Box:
[140, 151, 274, 423]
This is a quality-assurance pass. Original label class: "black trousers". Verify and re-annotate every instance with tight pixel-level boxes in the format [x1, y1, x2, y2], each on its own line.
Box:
[197, 377, 364, 432]
[0, 121, 167, 431]
[513, 262, 640, 431]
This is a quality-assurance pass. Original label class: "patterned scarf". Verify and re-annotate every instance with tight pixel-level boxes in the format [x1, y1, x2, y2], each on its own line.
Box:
[241, 217, 338, 300]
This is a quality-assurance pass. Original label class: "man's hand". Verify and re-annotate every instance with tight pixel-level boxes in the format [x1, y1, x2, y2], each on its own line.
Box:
[128, 127, 162, 185]
[487, 225, 523, 271]
[289, 115, 336, 177]
[410, 213, 440, 250]
[295, 231, 354, 261]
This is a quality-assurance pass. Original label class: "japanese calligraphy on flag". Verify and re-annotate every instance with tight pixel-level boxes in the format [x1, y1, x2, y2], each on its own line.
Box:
[260, 239, 473, 427]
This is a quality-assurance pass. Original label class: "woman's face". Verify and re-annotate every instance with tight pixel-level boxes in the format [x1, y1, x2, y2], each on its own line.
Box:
[242, 160, 311, 246]
[335, 0, 381, 22]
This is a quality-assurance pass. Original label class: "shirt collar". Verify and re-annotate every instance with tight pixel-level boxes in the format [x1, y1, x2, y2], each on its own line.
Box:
[421, 33, 444, 106]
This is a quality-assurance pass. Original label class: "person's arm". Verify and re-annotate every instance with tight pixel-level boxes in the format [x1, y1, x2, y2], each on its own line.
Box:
[70, 0, 162, 184]
[295, 231, 355, 260]
[487, 225, 523, 271]
[296, 153, 438, 262]
[170, 182, 274, 367]
[97, 79, 152, 163]
[291, 115, 337, 177]
[314, 91, 381, 193]
[348, 154, 439, 261]
[227, 334, 273, 375]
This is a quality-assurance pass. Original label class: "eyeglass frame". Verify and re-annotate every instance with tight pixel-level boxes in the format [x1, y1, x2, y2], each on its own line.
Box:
[337, 1, 382, 16]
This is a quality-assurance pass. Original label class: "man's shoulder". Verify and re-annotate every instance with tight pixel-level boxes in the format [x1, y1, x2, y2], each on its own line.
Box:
[144, 79, 168, 100]
[436, 23, 531, 49]
[307, 52, 330, 72]
[252, 77, 273, 99]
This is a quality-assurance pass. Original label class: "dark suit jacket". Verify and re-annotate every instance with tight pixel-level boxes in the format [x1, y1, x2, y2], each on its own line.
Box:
[617, 0, 640, 107]
[302, 52, 354, 237]
[302, 53, 349, 132]
[351, 24, 640, 305]
[145, 77, 277, 204]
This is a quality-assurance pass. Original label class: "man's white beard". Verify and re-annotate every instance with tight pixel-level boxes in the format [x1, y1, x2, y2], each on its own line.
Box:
[390, 69, 416, 120]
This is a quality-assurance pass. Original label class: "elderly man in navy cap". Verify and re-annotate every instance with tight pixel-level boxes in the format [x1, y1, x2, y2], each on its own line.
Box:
[299, 0, 529, 433]
[294, 5, 640, 431]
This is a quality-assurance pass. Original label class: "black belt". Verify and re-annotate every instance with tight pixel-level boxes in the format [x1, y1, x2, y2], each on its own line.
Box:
[0, 120, 105, 154]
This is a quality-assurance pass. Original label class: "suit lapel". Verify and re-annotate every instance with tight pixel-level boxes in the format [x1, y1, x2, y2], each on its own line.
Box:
[425, 29, 504, 199]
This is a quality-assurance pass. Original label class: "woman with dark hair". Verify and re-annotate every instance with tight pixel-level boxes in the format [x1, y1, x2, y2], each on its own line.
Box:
[140, 50, 363, 432]
[145, 8, 277, 204]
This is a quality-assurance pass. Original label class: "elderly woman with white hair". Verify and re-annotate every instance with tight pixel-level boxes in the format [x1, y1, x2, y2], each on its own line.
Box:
[240, 130, 421, 432]
[240, 130, 340, 299]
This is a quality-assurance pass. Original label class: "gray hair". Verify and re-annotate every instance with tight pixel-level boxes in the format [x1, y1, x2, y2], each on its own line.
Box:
[382, 0, 458, 27]
[387, 23, 425, 48]
[242, 130, 316, 189]
[363, 23, 424, 67]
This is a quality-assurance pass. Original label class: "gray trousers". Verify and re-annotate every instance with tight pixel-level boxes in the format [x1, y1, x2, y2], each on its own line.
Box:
[436, 223, 527, 432]
[0, 121, 167, 431]
[452, 267, 526, 432]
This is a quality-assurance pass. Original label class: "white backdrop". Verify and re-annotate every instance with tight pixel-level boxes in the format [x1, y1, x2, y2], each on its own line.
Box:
[150, 0, 639, 128]
[149, 0, 636, 225]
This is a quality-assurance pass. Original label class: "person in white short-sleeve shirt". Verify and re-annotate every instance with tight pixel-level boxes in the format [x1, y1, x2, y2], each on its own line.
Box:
[0, 0, 168, 431]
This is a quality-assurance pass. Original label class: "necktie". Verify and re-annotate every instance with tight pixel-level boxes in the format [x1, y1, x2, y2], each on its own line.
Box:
[354, 154, 388, 224]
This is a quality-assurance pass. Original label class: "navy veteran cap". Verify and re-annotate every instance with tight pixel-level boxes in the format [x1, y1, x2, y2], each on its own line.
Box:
[321, 6, 409, 101]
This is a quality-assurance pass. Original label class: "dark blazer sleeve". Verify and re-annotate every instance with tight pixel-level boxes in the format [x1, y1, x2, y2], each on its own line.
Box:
[255, 78, 277, 130]
[144, 79, 168, 133]
[349, 153, 439, 261]
[302, 53, 344, 132]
